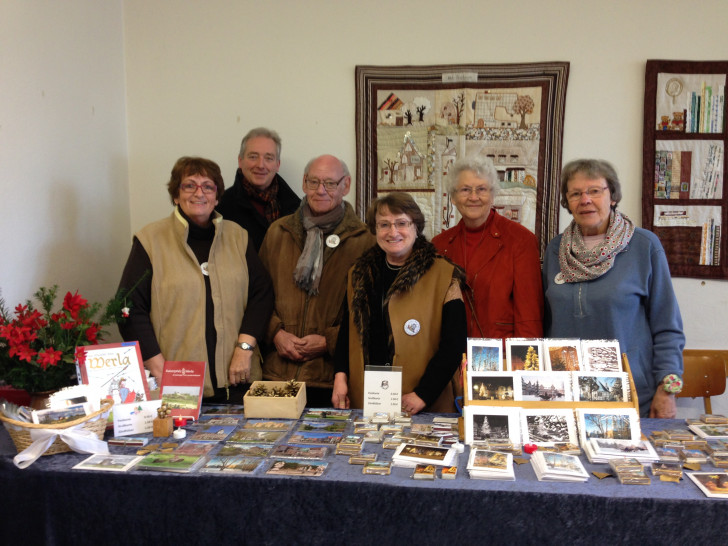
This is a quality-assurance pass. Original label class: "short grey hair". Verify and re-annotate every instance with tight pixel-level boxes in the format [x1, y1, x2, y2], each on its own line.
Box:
[560, 159, 622, 211]
[239, 127, 282, 160]
[447, 155, 500, 197]
[303, 155, 350, 178]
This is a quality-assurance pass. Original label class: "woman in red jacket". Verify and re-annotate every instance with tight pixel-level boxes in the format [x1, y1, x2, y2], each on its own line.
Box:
[432, 156, 543, 339]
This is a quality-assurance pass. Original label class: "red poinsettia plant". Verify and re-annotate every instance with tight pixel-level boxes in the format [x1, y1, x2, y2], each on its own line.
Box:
[0, 285, 113, 393]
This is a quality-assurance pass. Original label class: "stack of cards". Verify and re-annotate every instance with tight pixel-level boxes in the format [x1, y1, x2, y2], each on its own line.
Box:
[530, 451, 588, 482]
[466, 448, 515, 480]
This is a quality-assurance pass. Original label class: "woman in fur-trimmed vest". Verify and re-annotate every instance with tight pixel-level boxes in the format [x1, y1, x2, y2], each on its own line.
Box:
[332, 192, 467, 414]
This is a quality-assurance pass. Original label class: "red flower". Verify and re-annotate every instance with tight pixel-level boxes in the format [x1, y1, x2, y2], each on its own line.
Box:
[14, 343, 38, 363]
[85, 324, 100, 344]
[60, 321, 76, 330]
[63, 291, 88, 320]
[37, 347, 63, 370]
[75, 346, 87, 367]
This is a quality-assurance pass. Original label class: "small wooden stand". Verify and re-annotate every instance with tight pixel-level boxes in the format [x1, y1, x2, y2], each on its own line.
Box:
[153, 417, 174, 437]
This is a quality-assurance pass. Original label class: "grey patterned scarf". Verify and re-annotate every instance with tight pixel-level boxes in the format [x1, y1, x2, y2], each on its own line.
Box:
[293, 200, 345, 295]
[556, 210, 635, 283]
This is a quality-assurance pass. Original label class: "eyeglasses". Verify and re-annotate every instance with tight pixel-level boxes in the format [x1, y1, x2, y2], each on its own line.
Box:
[376, 220, 413, 231]
[180, 181, 217, 194]
[565, 186, 609, 202]
[456, 186, 492, 197]
[304, 175, 346, 193]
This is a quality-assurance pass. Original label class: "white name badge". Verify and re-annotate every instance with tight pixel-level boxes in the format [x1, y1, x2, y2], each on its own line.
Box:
[363, 365, 402, 419]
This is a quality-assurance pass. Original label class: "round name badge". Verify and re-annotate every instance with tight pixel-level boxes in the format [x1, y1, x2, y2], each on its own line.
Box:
[404, 319, 420, 336]
[554, 272, 565, 285]
[200, 262, 209, 276]
[326, 234, 340, 248]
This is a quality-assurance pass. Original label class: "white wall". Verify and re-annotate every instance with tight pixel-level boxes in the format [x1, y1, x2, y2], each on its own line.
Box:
[0, 1, 129, 310]
[3, 0, 727, 416]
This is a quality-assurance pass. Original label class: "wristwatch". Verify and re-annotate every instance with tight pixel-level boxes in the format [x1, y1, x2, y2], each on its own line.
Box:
[661, 373, 683, 394]
[235, 341, 255, 351]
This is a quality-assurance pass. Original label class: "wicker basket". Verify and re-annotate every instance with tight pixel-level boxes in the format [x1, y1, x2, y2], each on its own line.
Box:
[0, 398, 114, 456]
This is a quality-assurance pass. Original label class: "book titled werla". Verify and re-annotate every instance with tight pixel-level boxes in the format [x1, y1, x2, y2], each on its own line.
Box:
[159, 361, 207, 421]
[76, 341, 150, 405]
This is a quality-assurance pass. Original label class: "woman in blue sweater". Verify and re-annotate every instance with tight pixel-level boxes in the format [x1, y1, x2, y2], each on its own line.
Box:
[543, 159, 684, 418]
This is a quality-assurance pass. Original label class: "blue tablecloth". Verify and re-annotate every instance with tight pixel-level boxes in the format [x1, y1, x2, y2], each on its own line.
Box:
[1, 413, 727, 545]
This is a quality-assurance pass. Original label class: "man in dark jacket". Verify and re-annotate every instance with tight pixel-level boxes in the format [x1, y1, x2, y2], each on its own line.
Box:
[217, 127, 300, 250]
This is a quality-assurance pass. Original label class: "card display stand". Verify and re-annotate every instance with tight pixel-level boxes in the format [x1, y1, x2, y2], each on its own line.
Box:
[642, 59, 728, 279]
[463, 353, 639, 414]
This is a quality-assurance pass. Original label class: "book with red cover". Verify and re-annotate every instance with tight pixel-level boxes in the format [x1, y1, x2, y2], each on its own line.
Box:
[159, 361, 207, 421]
[76, 341, 150, 404]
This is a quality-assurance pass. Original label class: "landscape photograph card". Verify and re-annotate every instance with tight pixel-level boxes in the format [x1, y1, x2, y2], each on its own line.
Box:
[188, 424, 237, 443]
[76, 341, 150, 404]
[199, 456, 263, 474]
[576, 408, 641, 444]
[581, 340, 622, 373]
[227, 430, 288, 444]
[201, 405, 245, 416]
[468, 372, 518, 402]
[520, 409, 578, 446]
[72, 454, 144, 472]
[159, 361, 206, 420]
[505, 338, 543, 371]
[296, 420, 348, 433]
[302, 408, 352, 420]
[135, 452, 207, 473]
[241, 419, 295, 431]
[586, 438, 658, 464]
[688, 424, 728, 439]
[467, 338, 503, 372]
[393, 443, 452, 464]
[543, 339, 582, 371]
[32, 403, 89, 425]
[517, 372, 572, 402]
[573, 372, 628, 402]
[531, 451, 589, 482]
[197, 415, 243, 426]
[287, 431, 343, 445]
[463, 405, 520, 445]
[217, 443, 274, 458]
[173, 440, 217, 456]
[270, 444, 329, 459]
[687, 472, 728, 499]
[265, 458, 329, 477]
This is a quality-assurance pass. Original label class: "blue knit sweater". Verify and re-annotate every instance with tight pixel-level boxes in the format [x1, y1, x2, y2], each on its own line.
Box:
[543, 227, 685, 416]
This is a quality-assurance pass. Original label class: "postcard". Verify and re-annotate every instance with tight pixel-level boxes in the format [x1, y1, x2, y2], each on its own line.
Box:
[463, 405, 520, 445]
[135, 452, 207, 473]
[468, 372, 518, 402]
[32, 403, 88, 425]
[297, 420, 348, 433]
[227, 430, 287, 444]
[505, 338, 543, 372]
[173, 440, 217, 456]
[467, 338, 503, 372]
[520, 409, 578, 446]
[72, 454, 143, 472]
[265, 458, 328, 477]
[287, 431, 343, 445]
[302, 408, 352, 420]
[467, 448, 511, 472]
[217, 443, 273, 458]
[199, 456, 263, 474]
[242, 419, 295, 431]
[394, 443, 451, 463]
[517, 371, 571, 401]
[572, 372, 628, 402]
[687, 472, 728, 498]
[688, 424, 728, 439]
[201, 405, 245, 416]
[197, 415, 243, 426]
[188, 424, 237, 442]
[542, 339, 582, 371]
[581, 339, 622, 372]
[270, 444, 329, 459]
[576, 408, 641, 444]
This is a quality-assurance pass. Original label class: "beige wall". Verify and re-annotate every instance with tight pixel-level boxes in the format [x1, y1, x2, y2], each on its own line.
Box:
[3, 0, 728, 415]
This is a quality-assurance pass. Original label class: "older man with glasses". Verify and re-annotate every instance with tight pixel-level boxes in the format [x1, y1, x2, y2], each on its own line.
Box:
[258, 154, 375, 406]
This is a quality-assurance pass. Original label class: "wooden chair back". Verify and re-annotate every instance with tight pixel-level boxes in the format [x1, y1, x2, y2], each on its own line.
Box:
[677, 350, 728, 414]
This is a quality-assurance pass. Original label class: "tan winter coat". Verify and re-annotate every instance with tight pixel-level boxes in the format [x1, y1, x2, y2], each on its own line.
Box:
[259, 202, 375, 388]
